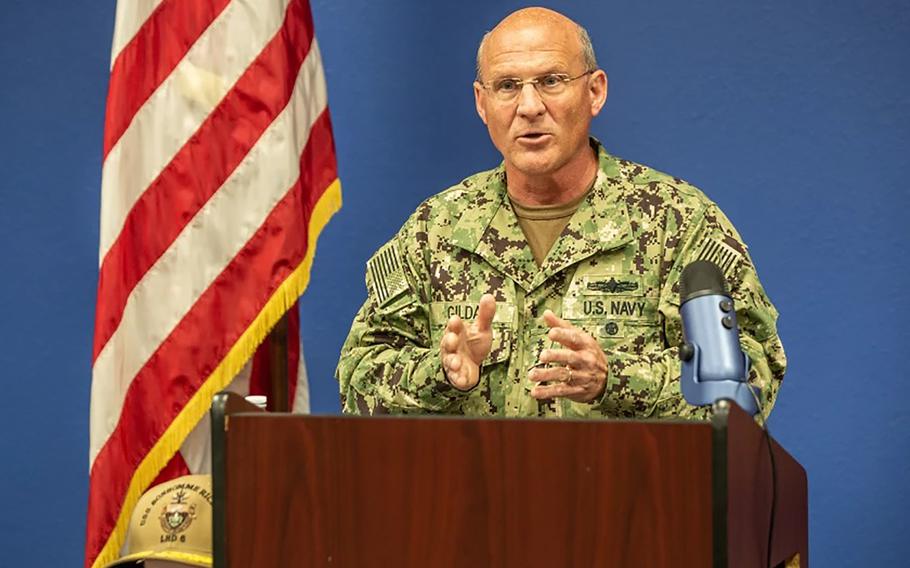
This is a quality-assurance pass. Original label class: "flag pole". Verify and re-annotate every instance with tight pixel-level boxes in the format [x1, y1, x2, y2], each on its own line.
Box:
[267, 314, 289, 412]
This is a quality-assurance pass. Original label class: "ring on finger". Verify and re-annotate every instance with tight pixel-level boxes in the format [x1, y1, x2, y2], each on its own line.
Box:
[566, 366, 574, 385]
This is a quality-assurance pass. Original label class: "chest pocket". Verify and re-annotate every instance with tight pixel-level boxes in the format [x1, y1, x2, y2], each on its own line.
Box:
[562, 274, 661, 352]
[429, 302, 514, 365]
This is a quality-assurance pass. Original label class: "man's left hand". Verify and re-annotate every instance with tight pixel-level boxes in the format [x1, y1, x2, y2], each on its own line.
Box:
[529, 310, 608, 403]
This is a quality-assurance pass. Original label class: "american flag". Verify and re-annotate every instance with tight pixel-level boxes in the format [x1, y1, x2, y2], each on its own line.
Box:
[86, 1, 340, 566]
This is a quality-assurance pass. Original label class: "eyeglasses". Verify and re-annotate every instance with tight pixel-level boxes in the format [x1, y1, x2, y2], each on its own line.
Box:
[479, 71, 594, 102]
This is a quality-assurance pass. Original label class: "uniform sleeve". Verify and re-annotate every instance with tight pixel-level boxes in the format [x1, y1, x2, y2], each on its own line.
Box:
[591, 202, 786, 420]
[335, 229, 471, 415]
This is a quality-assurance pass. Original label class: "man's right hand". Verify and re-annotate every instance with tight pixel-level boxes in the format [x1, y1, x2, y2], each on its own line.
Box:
[440, 294, 497, 391]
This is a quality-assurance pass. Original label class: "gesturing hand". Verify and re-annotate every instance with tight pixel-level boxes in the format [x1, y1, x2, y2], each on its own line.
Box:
[529, 310, 608, 403]
[440, 294, 497, 391]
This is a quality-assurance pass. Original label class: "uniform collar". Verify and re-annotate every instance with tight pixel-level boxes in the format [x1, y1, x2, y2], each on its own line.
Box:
[450, 139, 633, 292]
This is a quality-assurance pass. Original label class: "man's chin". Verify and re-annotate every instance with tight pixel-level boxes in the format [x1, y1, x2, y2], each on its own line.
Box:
[507, 150, 559, 177]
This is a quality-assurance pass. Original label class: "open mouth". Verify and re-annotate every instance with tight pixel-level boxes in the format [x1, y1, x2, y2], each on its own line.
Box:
[517, 132, 550, 141]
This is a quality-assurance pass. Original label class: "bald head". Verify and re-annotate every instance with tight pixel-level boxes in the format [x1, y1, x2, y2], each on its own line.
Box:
[475, 8, 597, 82]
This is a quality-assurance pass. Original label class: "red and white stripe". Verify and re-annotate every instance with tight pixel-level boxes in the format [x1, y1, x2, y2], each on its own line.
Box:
[86, 1, 340, 566]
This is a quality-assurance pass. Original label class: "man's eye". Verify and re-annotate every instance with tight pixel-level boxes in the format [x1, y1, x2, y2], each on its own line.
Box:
[540, 75, 563, 88]
[495, 79, 519, 91]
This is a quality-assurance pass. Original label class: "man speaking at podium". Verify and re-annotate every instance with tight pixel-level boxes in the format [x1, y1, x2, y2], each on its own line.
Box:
[336, 7, 785, 419]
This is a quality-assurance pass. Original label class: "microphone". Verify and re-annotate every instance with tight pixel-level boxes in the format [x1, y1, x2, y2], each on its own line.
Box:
[678, 260, 759, 415]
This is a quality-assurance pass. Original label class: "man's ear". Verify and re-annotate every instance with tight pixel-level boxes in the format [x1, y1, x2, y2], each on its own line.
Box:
[474, 82, 488, 125]
[589, 70, 608, 117]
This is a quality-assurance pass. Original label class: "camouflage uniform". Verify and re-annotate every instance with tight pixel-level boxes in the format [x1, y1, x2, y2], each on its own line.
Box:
[336, 140, 785, 419]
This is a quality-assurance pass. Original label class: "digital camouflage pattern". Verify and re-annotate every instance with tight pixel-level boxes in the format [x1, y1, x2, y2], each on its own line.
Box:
[336, 140, 785, 419]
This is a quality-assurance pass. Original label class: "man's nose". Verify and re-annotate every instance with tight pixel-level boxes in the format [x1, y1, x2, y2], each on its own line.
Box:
[515, 83, 546, 117]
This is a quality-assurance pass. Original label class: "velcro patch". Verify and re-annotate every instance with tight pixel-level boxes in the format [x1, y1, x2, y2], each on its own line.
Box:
[367, 242, 409, 307]
[696, 237, 743, 279]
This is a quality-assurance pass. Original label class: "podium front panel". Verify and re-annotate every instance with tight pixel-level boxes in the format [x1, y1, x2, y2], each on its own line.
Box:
[222, 415, 713, 567]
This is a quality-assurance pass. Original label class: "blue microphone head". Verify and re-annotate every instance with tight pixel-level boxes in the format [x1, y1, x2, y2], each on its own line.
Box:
[680, 260, 728, 304]
[678, 260, 758, 415]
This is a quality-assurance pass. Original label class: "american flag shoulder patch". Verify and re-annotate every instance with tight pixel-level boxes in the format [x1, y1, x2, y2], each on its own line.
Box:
[367, 242, 410, 307]
[696, 237, 744, 279]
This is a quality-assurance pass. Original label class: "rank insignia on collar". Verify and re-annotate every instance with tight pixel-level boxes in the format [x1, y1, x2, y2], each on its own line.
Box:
[587, 277, 639, 293]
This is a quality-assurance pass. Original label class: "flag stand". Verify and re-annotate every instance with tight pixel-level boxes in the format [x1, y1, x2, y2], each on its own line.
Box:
[267, 314, 289, 412]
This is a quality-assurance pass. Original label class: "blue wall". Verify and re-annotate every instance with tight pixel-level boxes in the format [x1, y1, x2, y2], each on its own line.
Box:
[1, 1, 907, 565]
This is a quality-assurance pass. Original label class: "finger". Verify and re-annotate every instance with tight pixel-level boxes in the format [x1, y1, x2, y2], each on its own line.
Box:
[528, 365, 583, 384]
[475, 294, 496, 333]
[542, 309, 572, 329]
[441, 331, 460, 354]
[528, 365, 565, 383]
[446, 315, 464, 336]
[446, 363, 475, 390]
[443, 355, 465, 389]
[530, 383, 587, 400]
[447, 369, 467, 389]
[538, 348, 578, 367]
[547, 326, 589, 350]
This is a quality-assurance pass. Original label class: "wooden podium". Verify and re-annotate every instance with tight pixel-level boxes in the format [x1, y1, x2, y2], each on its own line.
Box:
[211, 393, 807, 567]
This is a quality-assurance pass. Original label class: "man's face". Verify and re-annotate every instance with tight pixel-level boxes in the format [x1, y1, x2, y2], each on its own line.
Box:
[473, 22, 607, 178]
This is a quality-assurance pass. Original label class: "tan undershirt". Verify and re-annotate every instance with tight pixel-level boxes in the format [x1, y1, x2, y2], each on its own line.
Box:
[510, 186, 591, 266]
